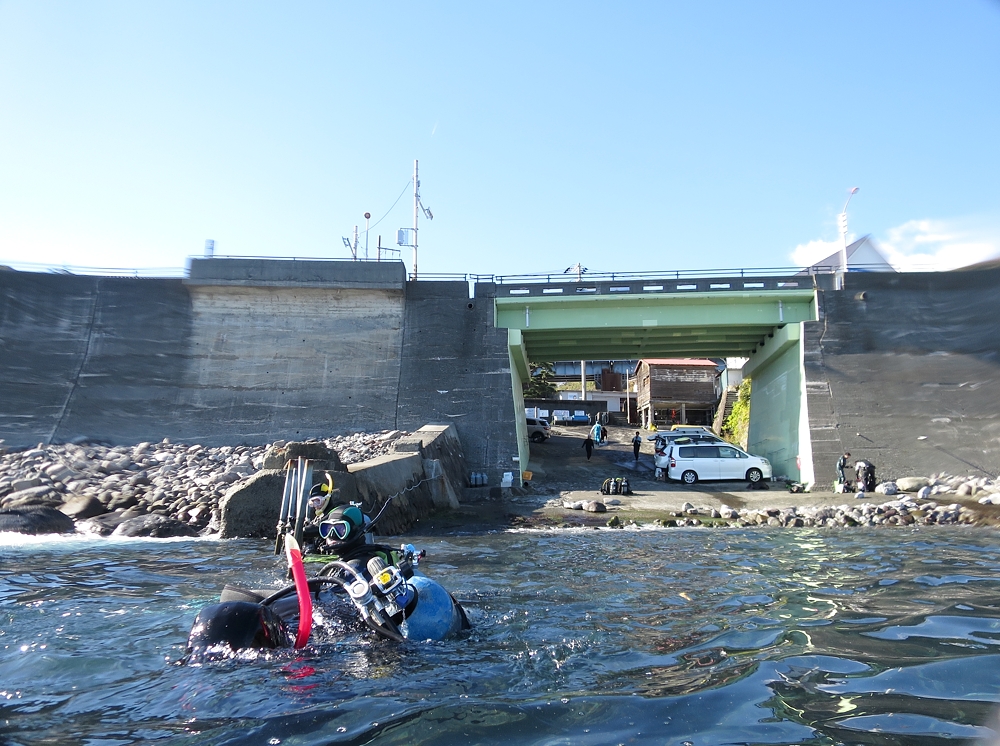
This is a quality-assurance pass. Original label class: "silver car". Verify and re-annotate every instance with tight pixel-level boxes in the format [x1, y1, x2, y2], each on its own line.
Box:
[526, 417, 551, 443]
[652, 433, 724, 469]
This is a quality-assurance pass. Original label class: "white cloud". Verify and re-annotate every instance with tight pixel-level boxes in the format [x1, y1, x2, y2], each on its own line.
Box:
[789, 216, 1000, 272]
[789, 238, 842, 268]
[878, 219, 1000, 271]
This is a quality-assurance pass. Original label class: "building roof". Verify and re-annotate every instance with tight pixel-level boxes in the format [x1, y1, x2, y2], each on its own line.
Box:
[641, 358, 718, 366]
[799, 235, 895, 274]
[634, 358, 719, 375]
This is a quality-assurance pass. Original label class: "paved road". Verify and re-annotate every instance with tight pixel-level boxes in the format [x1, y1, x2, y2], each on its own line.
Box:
[522, 425, 859, 519]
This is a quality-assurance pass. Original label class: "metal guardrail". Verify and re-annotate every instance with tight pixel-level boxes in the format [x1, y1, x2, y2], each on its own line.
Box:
[493, 265, 829, 284]
[406, 264, 896, 285]
[492, 275, 818, 298]
[0, 257, 911, 283]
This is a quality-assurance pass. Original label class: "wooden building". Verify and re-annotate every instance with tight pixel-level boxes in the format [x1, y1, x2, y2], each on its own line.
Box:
[634, 358, 719, 428]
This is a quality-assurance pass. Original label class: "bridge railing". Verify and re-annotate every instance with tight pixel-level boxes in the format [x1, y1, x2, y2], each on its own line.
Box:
[489, 274, 819, 297]
[0, 258, 894, 285]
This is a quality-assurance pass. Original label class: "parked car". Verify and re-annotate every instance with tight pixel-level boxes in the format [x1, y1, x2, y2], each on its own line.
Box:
[664, 442, 772, 484]
[526, 417, 552, 443]
[651, 432, 724, 466]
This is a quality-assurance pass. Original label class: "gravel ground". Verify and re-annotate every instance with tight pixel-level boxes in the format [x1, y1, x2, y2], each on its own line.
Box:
[500, 424, 1000, 529]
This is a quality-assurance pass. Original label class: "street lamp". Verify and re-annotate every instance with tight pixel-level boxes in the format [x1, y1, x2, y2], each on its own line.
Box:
[837, 187, 860, 288]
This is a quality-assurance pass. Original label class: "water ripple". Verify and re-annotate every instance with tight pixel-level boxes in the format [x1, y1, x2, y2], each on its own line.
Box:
[2, 527, 1000, 744]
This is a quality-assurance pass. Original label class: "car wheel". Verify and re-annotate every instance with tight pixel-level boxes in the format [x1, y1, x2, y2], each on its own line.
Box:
[746, 468, 762, 483]
[681, 470, 698, 485]
[530, 432, 545, 443]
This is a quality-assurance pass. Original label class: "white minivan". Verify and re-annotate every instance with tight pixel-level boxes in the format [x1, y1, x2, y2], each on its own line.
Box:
[666, 443, 772, 485]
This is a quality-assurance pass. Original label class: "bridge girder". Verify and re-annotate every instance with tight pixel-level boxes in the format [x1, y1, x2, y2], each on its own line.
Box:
[495, 289, 817, 364]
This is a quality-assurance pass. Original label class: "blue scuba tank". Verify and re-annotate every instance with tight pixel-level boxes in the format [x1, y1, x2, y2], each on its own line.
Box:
[400, 575, 466, 641]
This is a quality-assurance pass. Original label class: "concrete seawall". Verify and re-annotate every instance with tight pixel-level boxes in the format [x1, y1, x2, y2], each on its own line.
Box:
[4, 258, 997, 491]
[805, 267, 1000, 486]
[0, 260, 519, 481]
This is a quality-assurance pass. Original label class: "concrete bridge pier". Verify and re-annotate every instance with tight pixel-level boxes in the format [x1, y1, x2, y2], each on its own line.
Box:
[743, 323, 812, 486]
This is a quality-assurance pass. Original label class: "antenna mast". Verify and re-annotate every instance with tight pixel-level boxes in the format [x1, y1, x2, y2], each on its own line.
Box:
[397, 159, 432, 278]
[412, 160, 419, 279]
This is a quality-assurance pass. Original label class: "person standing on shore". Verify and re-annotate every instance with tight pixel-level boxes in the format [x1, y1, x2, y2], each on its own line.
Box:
[582, 436, 594, 460]
[631, 431, 642, 461]
[836, 452, 851, 484]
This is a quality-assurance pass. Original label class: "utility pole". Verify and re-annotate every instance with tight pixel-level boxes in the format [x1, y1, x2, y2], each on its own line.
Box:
[400, 159, 433, 279]
[837, 187, 859, 290]
[364, 212, 370, 260]
[412, 160, 419, 279]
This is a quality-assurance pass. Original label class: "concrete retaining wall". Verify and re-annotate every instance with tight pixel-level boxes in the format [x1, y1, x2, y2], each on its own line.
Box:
[396, 281, 519, 479]
[218, 423, 467, 539]
[805, 268, 1000, 486]
[0, 261, 518, 484]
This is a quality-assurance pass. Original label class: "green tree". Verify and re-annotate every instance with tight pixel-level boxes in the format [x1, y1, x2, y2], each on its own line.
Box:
[524, 361, 557, 399]
[722, 378, 751, 449]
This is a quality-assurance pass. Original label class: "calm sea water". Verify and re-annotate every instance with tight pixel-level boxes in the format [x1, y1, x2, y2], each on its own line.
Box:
[2, 527, 1000, 746]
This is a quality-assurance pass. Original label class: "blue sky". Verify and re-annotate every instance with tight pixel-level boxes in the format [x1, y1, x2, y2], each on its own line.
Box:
[1, 1, 999, 277]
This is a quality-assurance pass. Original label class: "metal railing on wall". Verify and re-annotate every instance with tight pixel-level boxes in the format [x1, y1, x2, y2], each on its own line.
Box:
[0, 257, 921, 282]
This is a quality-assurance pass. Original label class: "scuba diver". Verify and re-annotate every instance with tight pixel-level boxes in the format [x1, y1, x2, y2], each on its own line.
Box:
[185, 490, 469, 662]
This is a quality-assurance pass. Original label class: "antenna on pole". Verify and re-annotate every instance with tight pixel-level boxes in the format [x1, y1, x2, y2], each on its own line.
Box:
[364, 213, 371, 260]
[398, 159, 432, 280]
[413, 160, 419, 279]
[342, 227, 360, 260]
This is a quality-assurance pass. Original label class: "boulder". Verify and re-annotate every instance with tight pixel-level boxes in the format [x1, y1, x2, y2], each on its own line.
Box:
[60, 495, 107, 519]
[111, 513, 199, 538]
[217, 469, 286, 539]
[896, 477, 930, 492]
[0, 485, 57, 508]
[875, 482, 898, 496]
[77, 513, 130, 536]
[261, 441, 346, 472]
[584, 501, 607, 513]
[0, 506, 76, 535]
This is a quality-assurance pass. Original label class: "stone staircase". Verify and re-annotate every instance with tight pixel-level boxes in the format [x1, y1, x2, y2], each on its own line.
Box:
[712, 386, 738, 434]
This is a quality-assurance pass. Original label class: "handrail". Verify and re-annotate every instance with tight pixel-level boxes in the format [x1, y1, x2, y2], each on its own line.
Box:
[0, 256, 935, 281]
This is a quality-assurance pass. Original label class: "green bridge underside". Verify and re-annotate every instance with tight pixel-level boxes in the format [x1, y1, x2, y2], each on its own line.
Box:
[496, 290, 817, 365]
[496, 288, 819, 485]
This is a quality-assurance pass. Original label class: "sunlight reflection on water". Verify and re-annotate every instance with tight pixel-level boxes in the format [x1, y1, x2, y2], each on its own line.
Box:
[2, 526, 1000, 745]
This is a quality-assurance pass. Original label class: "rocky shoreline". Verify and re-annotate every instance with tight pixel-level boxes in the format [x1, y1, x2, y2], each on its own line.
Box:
[2, 433, 998, 536]
[544, 473, 1000, 530]
[603, 495, 978, 528]
[0, 432, 408, 537]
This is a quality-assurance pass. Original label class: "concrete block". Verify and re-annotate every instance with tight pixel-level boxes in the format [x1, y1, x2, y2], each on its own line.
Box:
[422, 458, 460, 509]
